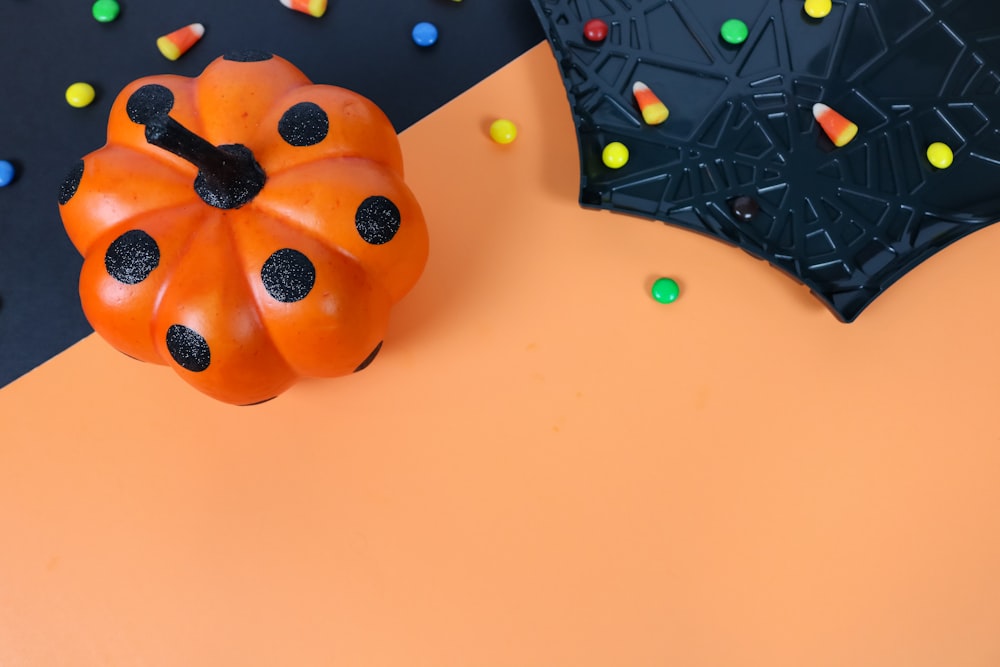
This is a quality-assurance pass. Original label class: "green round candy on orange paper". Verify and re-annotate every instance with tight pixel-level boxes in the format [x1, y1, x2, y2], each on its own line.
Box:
[651, 277, 680, 304]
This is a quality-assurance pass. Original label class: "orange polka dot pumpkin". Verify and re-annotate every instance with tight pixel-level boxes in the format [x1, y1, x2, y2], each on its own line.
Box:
[58, 51, 429, 405]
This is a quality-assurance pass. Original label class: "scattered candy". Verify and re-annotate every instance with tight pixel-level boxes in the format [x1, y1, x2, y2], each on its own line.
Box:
[583, 18, 609, 42]
[279, 0, 327, 18]
[926, 142, 954, 169]
[651, 277, 680, 304]
[0, 160, 15, 187]
[156, 23, 205, 61]
[65, 82, 96, 108]
[412, 22, 439, 47]
[602, 141, 629, 169]
[632, 81, 669, 125]
[803, 0, 832, 19]
[720, 19, 749, 45]
[812, 102, 858, 147]
[489, 119, 518, 144]
[729, 195, 760, 221]
[91, 0, 120, 23]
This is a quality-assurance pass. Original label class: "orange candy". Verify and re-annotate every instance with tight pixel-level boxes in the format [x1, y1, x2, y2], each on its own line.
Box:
[632, 81, 669, 125]
[156, 23, 205, 61]
[279, 0, 328, 17]
[812, 102, 858, 147]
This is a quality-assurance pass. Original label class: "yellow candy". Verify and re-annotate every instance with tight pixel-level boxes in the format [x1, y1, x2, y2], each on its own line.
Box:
[804, 0, 832, 18]
[65, 82, 96, 108]
[926, 142, 954, 169]
[489, 119, 518, 144]
[602, 141, 629, 169]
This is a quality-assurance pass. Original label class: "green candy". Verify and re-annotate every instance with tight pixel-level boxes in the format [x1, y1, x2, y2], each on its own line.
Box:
[720, 18, 748, 45]
[651, 278, 680, 304]
[92, 0, 121, 23]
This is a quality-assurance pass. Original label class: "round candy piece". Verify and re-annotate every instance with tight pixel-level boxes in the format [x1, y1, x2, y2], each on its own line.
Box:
[65, 82, 96, 108]
[489, 119, 518, 144]
[602, 141, 629, 169]
[720, 19, 749, 45]
[651, 277, 680, 304]
[0, 160, 15, 187]
[91, 0, 120, 22]
[583, 18, 609, 42]
[926, 142, 954, 169]
[412, 22, 438, 47]
[803, 0, 832, 19]
[729, 195, 760, 222]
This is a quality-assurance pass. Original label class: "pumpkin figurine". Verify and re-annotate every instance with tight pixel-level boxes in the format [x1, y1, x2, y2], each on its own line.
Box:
[58, 51, 429, 405]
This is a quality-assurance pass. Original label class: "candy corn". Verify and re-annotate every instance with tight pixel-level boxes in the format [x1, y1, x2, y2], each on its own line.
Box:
[280, 0, 328, 18]
[813, 102, 858, 147]
[156, 23, 205, 61]
[632, 81, 669, 125]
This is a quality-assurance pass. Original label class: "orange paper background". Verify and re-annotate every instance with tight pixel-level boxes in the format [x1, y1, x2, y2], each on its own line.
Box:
[1, 44, 999, 666]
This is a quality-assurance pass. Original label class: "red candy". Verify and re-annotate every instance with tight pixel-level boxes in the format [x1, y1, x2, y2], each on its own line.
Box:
[583, 18, 609, 42]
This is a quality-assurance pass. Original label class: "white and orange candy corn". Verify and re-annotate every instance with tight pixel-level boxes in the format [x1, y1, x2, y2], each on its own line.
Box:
[280, 0, 328, 18]
[813, 102, 858, 147]
[632, 81, 669, 125]
[156, 23, 205, 61]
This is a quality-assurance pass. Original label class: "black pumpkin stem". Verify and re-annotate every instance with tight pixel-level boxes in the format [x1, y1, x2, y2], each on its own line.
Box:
[144, 114, 266, 210]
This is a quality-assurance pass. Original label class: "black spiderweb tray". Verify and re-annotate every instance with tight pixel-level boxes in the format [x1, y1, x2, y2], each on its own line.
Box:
[530, 0, 1000, 321]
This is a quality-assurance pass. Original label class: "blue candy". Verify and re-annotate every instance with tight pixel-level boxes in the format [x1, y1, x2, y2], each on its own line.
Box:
[412, 21, 438, 47]
[0, 160, 15, 187]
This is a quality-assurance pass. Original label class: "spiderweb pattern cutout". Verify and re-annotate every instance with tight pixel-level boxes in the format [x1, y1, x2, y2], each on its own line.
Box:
[531, 0, 1000, 321]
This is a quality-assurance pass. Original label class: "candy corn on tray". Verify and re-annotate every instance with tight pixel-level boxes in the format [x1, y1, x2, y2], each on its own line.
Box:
[532, 0, 1000, 321]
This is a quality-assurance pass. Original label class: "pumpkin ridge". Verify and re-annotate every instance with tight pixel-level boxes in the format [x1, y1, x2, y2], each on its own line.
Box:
[191, 55, 312, 147]
[96, 142, 201, 189]
[239, 201, 365, 272]
[149, 213, 298, 400]
[249, 83, 404, 177]
[249, 156, 427, 303]
[219, 207, 285, 346]
[77, 202, 210, 364]
[63, 160, 202, 257]
[260, 152, 402, 182]
[225, 205, 391, 377]
[145, 207, 226, 354]
[226, 209, 304, 370]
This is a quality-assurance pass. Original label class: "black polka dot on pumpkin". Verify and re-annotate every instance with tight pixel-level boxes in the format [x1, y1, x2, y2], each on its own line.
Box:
[353, 341, 383, 372]
[355, 196, 401, 245]
[278, 102, 329, 147]
[58, 160, 84, 205]
[105, 229, 160, 284]
[165, 324, 211, 372]
[261, 248, 315, 302]
[126, 84, 174, 124]
[224, 50, 273, 62]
